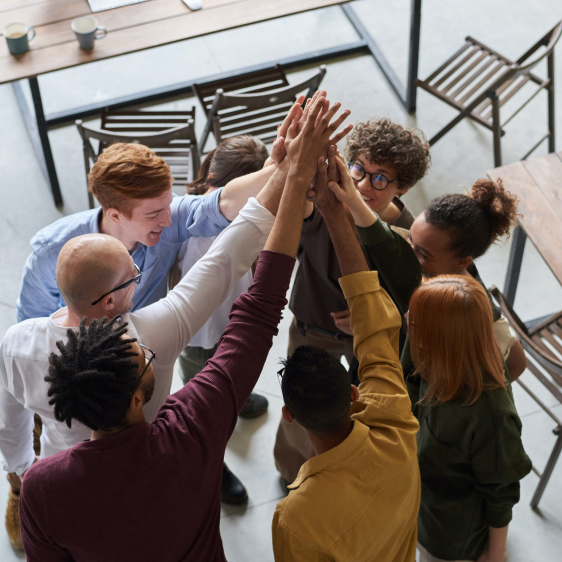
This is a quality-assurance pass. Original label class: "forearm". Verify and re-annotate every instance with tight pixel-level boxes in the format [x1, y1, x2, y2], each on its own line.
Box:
[255, 161, 289, 217]
[263, 169, 309, 257]
[487, 525, 508, 560]
[346, 196, 377, 228]
[320, 203, 368, 276]
[219, 164, 277, 221]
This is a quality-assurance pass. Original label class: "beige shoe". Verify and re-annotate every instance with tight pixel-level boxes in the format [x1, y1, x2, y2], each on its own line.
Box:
[5, 488, 23, 550]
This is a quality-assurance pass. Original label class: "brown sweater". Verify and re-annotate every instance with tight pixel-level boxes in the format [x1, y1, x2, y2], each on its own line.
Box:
[289, 197, 414, 333]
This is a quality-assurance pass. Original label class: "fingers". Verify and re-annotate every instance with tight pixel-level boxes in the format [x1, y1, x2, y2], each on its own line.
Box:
[329, 123, 354, 145]
[317, 156, 328, 186]
[326, 107, 351, 135]
[304, 96, 326, 132]
[327, 145, 339, 184]
[330, 310, 350, 319]
[278, 96, 305, 139]
[320, 102, 342, 131]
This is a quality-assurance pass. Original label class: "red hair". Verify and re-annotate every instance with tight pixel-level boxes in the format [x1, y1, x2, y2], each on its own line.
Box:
[88, 143, 173, 217]
[409, 275, 506, 404]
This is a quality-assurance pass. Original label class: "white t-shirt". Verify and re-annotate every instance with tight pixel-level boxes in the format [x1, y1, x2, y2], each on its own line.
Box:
[0, 198, 274, 475]
[178, 236, 253, 350]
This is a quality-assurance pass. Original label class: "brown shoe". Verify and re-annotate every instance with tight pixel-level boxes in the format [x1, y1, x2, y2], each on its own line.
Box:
[5, 488, 23, 550]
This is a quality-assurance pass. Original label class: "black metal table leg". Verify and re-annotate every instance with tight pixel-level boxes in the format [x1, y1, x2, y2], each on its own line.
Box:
[406, 0, 422, 113]
[12, 77, 63, 206]
[531, 427, 562, 509]
[503, 225, 527, 305]
[341, 1, 422, 113]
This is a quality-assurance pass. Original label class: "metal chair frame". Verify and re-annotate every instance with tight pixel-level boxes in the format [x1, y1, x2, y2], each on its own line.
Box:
[76, 109, 199, 209]
[490, 285, 562, 509]
[418, 22, 562, 167]
[194, 64, 326, 154]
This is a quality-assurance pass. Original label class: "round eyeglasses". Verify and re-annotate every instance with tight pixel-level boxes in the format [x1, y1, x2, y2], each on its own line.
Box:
[348, 162, 399, 191]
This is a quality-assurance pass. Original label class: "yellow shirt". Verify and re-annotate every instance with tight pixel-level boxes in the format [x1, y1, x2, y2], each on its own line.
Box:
[272, 271, 420, 562]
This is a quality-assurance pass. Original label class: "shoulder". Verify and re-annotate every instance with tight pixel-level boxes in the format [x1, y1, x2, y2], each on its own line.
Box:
[2, 318, 51, 359]
[389, 197, 415, 229]
[22, 450, 73, 495]
[30, 209, 100, 253]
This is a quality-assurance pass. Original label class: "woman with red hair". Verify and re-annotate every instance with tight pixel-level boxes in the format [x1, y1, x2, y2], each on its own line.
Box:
[407, 275, 531, 562]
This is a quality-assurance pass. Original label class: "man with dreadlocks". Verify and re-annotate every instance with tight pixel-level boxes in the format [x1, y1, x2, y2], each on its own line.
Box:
[15, 94, 349, 562]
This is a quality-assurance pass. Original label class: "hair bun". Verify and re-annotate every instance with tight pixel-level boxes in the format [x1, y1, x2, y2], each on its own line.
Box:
[470, 179, 518, 242]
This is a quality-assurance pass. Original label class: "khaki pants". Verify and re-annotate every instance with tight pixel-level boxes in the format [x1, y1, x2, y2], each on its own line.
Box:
[178, 344, 219, 385]
[273, 317, 354, 483]
[7, 414, 42, 492]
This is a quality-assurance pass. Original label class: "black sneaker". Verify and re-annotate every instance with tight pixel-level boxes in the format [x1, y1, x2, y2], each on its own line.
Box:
[239, 393, 269, 419]
[221, 463, 248, 505]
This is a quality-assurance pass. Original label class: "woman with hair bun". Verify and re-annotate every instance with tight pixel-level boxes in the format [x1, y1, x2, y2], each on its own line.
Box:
[329, 165, 527, 382]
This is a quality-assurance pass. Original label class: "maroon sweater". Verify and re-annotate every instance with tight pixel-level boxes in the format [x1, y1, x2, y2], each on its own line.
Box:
[19, 250, 295, 562]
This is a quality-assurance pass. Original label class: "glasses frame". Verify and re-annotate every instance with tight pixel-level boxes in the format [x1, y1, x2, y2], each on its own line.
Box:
[348, 162, 399, 192]
[91, 264, 142, 306]
[138, 343, 155, 382]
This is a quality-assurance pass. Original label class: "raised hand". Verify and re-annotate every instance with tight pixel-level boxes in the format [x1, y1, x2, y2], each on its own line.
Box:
[267, 95, 306, 166]
[285, 95, 352, 181]
[308, 146, 341, 211]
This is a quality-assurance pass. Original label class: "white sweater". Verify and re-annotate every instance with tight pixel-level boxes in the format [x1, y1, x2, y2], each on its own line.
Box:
[0, 198, 274, 475]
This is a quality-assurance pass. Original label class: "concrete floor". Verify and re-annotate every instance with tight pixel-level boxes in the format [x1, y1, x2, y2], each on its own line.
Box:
[1, 0, 562, 560]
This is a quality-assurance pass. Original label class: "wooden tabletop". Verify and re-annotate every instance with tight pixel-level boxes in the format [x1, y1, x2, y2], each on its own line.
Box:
[488, 152, 562, 286]
[0, 0, 344, 84]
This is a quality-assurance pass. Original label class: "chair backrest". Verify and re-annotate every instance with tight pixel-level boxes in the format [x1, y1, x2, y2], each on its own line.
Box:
[514, 21, 562, 77]
[490, 285, 562, 383]
[195, 65, 326, 150]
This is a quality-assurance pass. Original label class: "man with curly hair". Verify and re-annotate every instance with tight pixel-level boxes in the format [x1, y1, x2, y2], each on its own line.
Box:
[274, 118, 430, 484]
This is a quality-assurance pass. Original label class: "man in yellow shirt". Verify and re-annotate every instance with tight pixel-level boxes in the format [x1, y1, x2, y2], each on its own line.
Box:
[272, 148, 421, 562]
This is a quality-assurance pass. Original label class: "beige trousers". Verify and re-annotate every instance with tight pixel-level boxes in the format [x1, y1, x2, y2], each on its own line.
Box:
[417, 543, 473, 562]
[273, 317, 354, 483]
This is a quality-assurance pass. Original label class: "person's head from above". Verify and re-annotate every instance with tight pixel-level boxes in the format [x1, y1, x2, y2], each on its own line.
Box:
[344, 119, 430, 218]
[88, 143, 174, 248]
[279, 346, 359, 450]
[408, 275, 506, 405]
[187, 135, 269, 196]
[45, 316, 155, 433]
[57, 233, 140, 320]
[408, 178, 518, 278]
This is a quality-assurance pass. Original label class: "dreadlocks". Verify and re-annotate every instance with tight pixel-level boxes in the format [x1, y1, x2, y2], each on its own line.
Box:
[45, 316, 140, 431]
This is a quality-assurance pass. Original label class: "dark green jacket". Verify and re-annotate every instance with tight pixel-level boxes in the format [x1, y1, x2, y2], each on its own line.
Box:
[358, 218, 532, 560]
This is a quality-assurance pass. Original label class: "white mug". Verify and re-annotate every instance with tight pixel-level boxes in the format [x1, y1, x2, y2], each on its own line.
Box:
[71, 16, 107, 51]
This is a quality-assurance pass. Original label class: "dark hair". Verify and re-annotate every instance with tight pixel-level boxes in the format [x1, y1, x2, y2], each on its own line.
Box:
[425, 178, 519, 260]
[280, 346, 351, 434]
[345, 118, 431, 189]
[188, 135, 269, 195]
[45, 317, 141, 431]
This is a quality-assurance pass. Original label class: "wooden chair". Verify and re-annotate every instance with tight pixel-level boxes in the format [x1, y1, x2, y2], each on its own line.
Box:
[490, 285, 562, 509]
[76, 108, 200, 209]
[418, 22, 562, 167]
[193, 64, 327, 153]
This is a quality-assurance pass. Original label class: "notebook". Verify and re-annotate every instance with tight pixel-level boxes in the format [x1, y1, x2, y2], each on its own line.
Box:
[87, 0, 149, 13]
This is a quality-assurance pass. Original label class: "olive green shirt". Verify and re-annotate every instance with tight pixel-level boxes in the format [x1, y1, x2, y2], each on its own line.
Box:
[357, 218, 532, 560]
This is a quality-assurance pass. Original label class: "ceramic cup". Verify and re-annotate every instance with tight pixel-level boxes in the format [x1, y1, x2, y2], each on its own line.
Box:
[4, 22, 35, 55]
[71, 16, 107, 50]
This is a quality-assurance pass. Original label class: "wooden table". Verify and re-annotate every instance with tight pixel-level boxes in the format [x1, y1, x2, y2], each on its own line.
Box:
[488, 151, 562, 305]
[0, 0, 423, 205]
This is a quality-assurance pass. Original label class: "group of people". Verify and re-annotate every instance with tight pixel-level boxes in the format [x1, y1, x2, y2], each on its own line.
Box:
[0, 90, 531, 562]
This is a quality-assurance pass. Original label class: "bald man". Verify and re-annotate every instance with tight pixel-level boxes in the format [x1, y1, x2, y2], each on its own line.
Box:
[0, 181, 285, 547]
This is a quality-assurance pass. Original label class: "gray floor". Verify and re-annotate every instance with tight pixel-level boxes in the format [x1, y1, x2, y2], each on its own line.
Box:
[1, 0, 562, 560]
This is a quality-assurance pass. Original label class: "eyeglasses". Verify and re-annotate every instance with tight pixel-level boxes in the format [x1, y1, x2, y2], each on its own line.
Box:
[348, 162, 399, 191]
[138, 344, 155, 382]
[91, 264, 142, 306]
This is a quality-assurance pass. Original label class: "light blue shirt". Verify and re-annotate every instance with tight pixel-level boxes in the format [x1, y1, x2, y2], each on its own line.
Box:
[16, 190, 229, 322]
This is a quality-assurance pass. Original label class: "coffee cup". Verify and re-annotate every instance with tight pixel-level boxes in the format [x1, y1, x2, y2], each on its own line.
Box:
[4, 22, 35, 55]
[71, 16, 107, 51]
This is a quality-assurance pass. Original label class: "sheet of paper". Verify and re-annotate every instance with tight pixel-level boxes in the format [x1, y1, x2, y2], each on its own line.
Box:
[87, 0, 149, 13]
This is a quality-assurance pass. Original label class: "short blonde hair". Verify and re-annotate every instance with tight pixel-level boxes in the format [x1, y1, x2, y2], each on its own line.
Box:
[88, 143, 173, 217]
